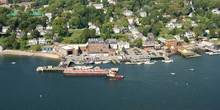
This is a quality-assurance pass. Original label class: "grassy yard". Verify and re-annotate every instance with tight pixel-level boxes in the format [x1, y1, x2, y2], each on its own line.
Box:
[62, 29, 84, 44]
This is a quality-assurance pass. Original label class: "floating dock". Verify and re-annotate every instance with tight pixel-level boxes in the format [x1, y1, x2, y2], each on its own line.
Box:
[36, 66, 66, 72]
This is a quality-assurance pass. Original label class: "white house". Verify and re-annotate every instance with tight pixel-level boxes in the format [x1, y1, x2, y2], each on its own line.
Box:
[106, 39, 118, 49]
[28, 39, 38, 45]
[126, 17, 139, 24]
[46, 25, 52, 30]
[40, 30, 46, 35]
[184, 32, 194, 38]
[117, 41, 130, 50]
[38, 38, 47, 45]
[188, 12, 195, 17]
[36, 25, 44, 32]
[174, 35, 183, 42]
[88, 23, 100, 35]
[139, 10, 147, 17]
[2, 26, 9, 33]
[123, 10, 133, 16]
[113, 27, 120, 33]
[166, 22, 182, 30]
[109, 17, 114, 22]
[191, 21, 198, 27]
[212, 8, 220, 14]
[93, 4, 103, 9]
[108, 0, 116, 4]
[45, 13, 52, 22]
[158, 37, 166, 43]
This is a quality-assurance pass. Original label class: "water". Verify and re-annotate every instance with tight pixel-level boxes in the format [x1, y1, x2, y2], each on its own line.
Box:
[0, 53, 220, 110]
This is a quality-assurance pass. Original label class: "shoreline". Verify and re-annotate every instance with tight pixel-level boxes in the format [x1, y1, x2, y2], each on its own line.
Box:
[0, 50, 60, 59]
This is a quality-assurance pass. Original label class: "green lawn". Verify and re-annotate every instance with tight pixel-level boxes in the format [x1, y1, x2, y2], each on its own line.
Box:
[62, 29, 84, 44]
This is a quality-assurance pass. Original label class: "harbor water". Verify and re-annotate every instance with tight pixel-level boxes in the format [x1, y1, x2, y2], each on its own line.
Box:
[0, 52, 220, 110]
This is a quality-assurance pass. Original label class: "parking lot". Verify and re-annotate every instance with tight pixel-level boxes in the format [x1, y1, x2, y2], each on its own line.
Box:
[125, 48, 164, 59]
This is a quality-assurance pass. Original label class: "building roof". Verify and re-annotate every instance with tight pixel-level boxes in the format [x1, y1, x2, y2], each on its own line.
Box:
[88, 38, 106, 44]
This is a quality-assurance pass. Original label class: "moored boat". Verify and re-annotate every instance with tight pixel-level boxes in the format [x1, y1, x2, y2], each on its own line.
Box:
[95, 61, 102, 65]
[106, 71, 124, 79]
[144, 60, 156, 65]
[102, 60, 111, 64]
[162, 59, 173, 63]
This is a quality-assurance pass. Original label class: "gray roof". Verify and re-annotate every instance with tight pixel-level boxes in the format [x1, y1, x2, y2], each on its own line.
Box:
[88, 38, 106, 44]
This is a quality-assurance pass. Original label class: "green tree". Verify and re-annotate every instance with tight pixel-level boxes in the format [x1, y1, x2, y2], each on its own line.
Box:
[31, 30, 40, 38]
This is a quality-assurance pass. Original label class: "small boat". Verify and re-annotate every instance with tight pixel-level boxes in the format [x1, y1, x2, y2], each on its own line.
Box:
[170, 73, 175, 75]
[106, 71, 124, 79]
[103, 60, 111, 64]
[95, 61, 102, 65]
[125, 62, 136, 65]
[144, 60, 156, 65]
[162, 59, 173, 63]
[11, 62, 16, 64]
[136, 62, 143, 65]
[189, 68, 194, 71]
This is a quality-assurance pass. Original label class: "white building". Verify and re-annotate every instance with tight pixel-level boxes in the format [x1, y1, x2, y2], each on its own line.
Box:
[46, 25, 52, 30]
[113, 27, 120, 33]
[174, 35, 183, 42]
[93, 4, 103, 9]
[88, 23, 100, 35]
[123, 10, 133, 16]
[36, 25, 44, 32]
[45, 13, 52, 22]
[2, 26, 9, 33]
[212, 8, 220, 14]
[139, 10, 147, 17]
[158, 37, 166, 43]
[38, 38, 47, 45]
[117, 41, 130, 50]
[108, 0, 116, 4]
[28, 39, 38, 45]
[198, 41, 214, 49]
[184, 32, 194, 38]
[126, 17, 139, 24]
[191, 21, 198, 27]
[166, 22, 182, 30]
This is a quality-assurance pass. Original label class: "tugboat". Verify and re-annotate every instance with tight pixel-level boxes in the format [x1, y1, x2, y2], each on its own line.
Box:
[106, 71, 124, 79]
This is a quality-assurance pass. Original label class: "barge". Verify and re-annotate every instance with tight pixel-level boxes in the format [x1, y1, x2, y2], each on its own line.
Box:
[63, 66, 119, 76]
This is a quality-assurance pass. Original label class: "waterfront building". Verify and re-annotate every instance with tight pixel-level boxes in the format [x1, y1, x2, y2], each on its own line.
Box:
[87, 38, 113, 57]
[41, 46, 54, 52]
[198, 41, 214, 49]
[59, 44, 87, 56]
